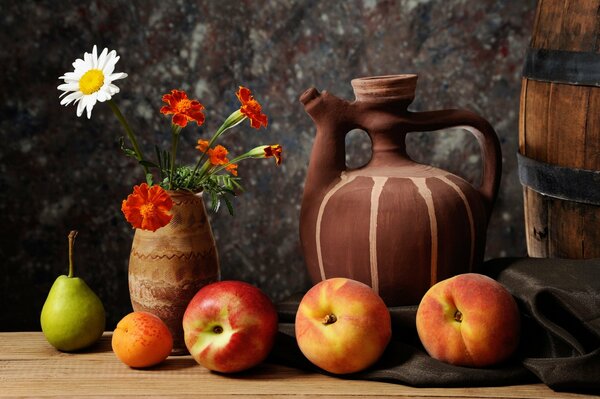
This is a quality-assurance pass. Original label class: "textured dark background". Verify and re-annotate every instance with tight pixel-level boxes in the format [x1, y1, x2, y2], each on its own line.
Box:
[0, 0, 535, 331]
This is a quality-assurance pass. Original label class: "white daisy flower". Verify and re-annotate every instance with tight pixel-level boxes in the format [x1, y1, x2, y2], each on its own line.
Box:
[58, 45, 128, 119]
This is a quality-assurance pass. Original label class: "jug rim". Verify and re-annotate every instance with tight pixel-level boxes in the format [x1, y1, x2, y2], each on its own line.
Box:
[352, 73, 417, 82]
[351, 74, 418, 103]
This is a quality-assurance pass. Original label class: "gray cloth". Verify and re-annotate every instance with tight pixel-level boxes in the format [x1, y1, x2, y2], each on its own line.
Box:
[270, 257, 600, 394]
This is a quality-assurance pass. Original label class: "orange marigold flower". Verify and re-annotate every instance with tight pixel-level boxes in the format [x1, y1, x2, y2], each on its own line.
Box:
[208, 145, 229, 166]
[160, 89, 205, 128]
[196, 139, 209, 153]
[264, 144, 283, 165]
[236, 86, 268, 129]
[226, 163, 238, 176]
[121, 183, 173, 232]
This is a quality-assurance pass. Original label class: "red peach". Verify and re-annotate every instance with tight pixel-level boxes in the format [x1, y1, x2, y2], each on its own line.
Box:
[416, 273, 520, 367]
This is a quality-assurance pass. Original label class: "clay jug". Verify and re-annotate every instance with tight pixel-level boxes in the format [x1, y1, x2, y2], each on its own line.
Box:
[299, 74, 502, 306]
[128, 190, 219, 354]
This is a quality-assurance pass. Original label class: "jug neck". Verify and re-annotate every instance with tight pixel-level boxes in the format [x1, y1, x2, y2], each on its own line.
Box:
[351, 75, 419, 167]
[368, 130, 414, 167]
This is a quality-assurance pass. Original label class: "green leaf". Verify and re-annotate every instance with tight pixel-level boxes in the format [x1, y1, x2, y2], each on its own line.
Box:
[223, 195, 234, 216]
[210, 191, 220, 213]
[145, 173, 154, 186]
[155, 145, 162, 166]
[230, 178, 244, 191]
[139, 160, 159, 168]
[119, 137, 137, 159]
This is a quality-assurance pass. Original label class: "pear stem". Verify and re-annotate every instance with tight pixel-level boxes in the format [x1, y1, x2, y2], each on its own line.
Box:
[68, 230, 78, 278]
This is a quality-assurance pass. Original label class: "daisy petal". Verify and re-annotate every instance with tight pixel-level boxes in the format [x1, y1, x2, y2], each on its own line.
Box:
[108, 83, 120, 95]
[86, 97, 97, 119]
[81, 93, 97, 115]
[72, 58, 86, 70]
[91, 45, 98, 68]
[103, 50, 117, 69]
[57, 82, 79, 92]
[97, 89, 110, 102]
[61, 71, 82, 81]
[97, 47, 109, 70]
[104, 54, 119, 76]
[76, 97, 86, 117]
[84, 51, 93, 68]
[108, 72, 127, 81]
[60, 91, 83, 105]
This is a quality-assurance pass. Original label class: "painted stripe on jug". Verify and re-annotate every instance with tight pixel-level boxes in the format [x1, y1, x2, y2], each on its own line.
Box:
[437, 175, 476, 271]
[315, 173, 357, 280]
[412, 177, 438, 286]
[369, 177, 388, 294]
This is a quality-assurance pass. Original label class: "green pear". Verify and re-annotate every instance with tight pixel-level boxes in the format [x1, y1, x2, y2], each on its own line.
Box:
[41, 230, 106, 351]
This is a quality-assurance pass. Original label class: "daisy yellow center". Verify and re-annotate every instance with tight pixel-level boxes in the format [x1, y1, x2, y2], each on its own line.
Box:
[140, 203, 155, 219]
[79, 69, 105, 95]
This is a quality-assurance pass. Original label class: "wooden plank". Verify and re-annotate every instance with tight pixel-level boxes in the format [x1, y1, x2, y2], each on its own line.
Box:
[548, 198, 585, 258]
[0, 333, 595, 398]
[582, 205, 600, 258]
[584, 88, 600, 170]
[529, 0, 545, 48]
[597, 6, 600, 52]
[519, 78, 528, 156]
[523, 80, 551, 162]
[531, 0, 567, 50]
[559, 0, 600, 52]
[546, 83, 589, 169]
[523, 188, 549, 257]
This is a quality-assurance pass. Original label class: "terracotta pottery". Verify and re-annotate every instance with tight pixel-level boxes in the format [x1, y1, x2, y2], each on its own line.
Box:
[299, 74, 502, 306]
[128, 190, 219, 355]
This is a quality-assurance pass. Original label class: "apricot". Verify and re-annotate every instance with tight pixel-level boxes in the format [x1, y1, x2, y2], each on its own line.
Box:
[112, 311, 173, 368]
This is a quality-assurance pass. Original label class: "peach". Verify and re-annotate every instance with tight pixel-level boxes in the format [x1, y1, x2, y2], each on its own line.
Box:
[416, 273, 520, 367]
[295, 278, 391, 374]
[111, 311, 173, 368]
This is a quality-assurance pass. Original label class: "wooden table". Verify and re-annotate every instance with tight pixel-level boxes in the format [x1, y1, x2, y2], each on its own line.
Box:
[0, 332, 593, 398]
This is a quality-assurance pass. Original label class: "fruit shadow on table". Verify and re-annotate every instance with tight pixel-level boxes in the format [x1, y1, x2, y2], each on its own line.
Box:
[269, 257, 600, 394]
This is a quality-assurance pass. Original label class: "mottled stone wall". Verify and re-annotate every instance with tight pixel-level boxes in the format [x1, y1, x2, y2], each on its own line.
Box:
[0, 0, 535, 330]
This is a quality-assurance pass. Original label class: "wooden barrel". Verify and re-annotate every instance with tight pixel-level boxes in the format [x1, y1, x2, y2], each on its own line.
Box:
[519, 0, 600, 258]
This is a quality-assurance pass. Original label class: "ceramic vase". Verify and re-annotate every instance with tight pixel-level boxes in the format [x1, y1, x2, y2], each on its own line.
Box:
[128, 190, 219, 355]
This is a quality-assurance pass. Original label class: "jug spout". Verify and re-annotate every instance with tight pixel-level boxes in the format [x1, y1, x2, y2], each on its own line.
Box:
[299, 88, 353, 197]
[299, 87, 321, 106]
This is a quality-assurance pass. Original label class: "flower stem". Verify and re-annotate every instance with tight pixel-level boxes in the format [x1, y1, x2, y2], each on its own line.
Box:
[210, 153, 252, 174]
[195, 160, 214, 181]
[187, 111, 246, 187]
[108, 99, 150, 177]
[169, 124, 182, 190]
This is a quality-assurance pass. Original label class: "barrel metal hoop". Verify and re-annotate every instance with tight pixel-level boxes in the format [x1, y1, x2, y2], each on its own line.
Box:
[522, 48, 600, 87]
[518, 152, 600, 205]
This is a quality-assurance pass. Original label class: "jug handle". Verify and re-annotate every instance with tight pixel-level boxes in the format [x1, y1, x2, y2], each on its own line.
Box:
[404, 109, 502, 217]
